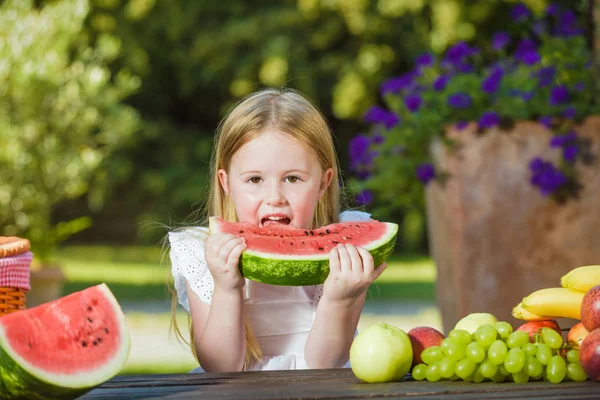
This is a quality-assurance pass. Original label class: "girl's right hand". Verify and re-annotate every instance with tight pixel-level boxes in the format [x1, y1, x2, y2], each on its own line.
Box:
[204, 232, 246, 292]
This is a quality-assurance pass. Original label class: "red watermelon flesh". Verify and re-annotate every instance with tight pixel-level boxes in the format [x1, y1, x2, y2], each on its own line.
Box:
[211, 217, 395, 256]
[0, 284, 130, 398]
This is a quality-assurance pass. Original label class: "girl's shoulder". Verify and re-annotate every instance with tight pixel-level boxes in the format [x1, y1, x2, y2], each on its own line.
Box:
[338, 210, 372, 222]
[168, 226, 210, 244]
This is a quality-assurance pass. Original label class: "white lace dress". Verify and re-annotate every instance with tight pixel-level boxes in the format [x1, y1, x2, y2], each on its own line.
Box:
[169, 210, 372, 372]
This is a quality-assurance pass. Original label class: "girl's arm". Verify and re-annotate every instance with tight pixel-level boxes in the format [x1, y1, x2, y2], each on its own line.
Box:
[186, 281, 246, 372]
[305, 289, 367, 368]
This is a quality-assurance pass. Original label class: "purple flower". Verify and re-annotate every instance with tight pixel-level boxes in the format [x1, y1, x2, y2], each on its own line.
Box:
[511, 3, 532, 22]
[574, 82, 585, 91]
[355, 190, 373, 206]
[416, 163, 436, 185]
[550, 131, 577, 148]
[456, 121, 469, 130]
[380, 72, 416, 95]
[536, 67, 556, 87]
[519, 50, 541, 65]
[363, 105, 400, 129]
[550, 85, 569, 106]
[563, 145, 578, 163]
[515, 39, 539, 65]
[482, 67, 503, 94]
[563, 107, 576, 119]
[555, 10, 583, 37]
[447, 93, 472, 109]
[404, 94, 422, 112]
[529, 157, 567, 195]
[433, 75, 449, 91]
[539, 116, 553, 128]
[444, 41, 478, 65]
[416, 53, 435, 67]
[545, 4, 559, 16]
[478, 111, 500, 129]
[492, 32, 511, 51]
[371, 134, 385, 144]
[521, 91, 534, 102]
[349, 135, 370, 161]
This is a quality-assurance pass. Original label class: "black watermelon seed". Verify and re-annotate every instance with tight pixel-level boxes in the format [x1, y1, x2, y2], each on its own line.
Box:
[309, 231, 314, 236]
[325, 229, 330, 234]
[318, 247, 324, 251]
[87, 317, 93, 323]
[238, 230, 244, 233]
[301, 241, 305, 244]
[104, 328, 109, 334]
[97, 337, 102, 343]
[318, 232, 324, 236]
[290, 242, 294, 245]
[356, 224, 360, 227]
[87, 306, 93, 312]
[81, 341, 87, 347]
[304, 231, 309, 235]
[92, 341, 98, 346]
[280, 235, 284, 238]
[332, 240, 339, 244]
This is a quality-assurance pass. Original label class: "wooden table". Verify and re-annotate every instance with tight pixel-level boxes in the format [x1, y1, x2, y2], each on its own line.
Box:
[80, 368, 599, 399]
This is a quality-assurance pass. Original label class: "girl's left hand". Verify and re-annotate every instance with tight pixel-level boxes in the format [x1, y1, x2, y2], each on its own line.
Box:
[322, 243, 387, 305]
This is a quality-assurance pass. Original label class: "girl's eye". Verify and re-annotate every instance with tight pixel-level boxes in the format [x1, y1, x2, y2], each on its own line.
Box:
[248, 177, 262, 184]
[286, 176, 300, 183]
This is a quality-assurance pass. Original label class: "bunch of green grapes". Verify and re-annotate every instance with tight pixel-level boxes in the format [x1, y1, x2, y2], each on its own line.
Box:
[411, 322, 588, 384]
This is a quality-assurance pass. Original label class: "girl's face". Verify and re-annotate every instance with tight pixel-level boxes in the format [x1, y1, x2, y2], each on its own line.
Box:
[218, 130, 333, 230]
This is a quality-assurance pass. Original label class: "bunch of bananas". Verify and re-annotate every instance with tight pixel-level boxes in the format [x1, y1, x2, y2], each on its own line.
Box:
[512, 265, 600, 321]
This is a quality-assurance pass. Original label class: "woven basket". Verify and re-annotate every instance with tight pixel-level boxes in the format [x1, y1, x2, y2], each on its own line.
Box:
[0, 287, 26, 316]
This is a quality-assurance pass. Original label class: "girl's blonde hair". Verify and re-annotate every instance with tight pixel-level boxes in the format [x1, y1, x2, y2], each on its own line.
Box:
[171, 87, 342, 368]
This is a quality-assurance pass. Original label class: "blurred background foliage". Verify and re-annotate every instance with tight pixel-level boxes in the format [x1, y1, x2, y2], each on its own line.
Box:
[0, 0, 589, 260]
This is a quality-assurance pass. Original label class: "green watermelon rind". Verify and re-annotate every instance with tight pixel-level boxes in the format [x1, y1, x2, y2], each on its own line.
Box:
[0, 284, 131, 400]
[211, 217, 398, 286]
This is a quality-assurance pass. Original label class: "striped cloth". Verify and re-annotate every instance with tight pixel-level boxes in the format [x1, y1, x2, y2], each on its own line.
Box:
[0, 251, 32, 291]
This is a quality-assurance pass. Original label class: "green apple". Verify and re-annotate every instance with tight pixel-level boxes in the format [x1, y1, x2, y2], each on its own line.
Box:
[349, 322, 413, 383]
[454, 313, 498, 334]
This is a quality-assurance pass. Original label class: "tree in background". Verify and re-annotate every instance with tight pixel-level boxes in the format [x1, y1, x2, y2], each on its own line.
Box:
[0, 0, 140, 263]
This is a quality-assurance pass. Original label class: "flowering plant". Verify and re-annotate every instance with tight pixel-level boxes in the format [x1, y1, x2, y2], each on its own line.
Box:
[349, 3, 598, 211]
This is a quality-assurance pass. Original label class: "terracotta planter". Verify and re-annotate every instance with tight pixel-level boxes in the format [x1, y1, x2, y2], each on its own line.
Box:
[27, 265, 66, 307]
[426, 116, 600, 333]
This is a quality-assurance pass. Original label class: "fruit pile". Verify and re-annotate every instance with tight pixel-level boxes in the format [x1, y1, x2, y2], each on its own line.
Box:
[410, 318, 586, 383]
[512, 265, 600, 381]
[349, 264, 600, 384]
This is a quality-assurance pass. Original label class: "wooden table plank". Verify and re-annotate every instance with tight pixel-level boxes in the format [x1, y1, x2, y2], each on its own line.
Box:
[79, 369, 600, 400]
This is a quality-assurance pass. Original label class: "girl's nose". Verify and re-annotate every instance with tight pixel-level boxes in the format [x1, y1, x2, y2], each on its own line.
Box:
[267, 184, 287, 206]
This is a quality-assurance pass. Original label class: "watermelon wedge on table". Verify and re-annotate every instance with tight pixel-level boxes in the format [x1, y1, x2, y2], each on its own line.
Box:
[209, 216, 398, 286]
[0, 284, 130, 400]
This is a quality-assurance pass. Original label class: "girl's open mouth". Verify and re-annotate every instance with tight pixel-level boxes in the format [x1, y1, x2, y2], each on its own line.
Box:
[261, 216, 291, 226]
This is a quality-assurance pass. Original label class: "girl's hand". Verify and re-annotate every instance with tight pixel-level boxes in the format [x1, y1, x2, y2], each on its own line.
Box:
[322, 244, 387, 305]
[204, 232, 246, 292]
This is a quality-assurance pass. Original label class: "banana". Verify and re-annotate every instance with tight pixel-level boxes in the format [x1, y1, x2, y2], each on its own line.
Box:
[512, 302, 550, 321]
[561, 265, 600, 293]
[521, 287, 585, 320]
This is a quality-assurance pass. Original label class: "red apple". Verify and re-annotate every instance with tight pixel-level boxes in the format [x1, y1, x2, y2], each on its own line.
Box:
[516, 320, 561, 342]
[568, 322, 590, 350]
[581, 285, 600, 331]
[579, 327, 600, 380]
[407, 326, 445, 367]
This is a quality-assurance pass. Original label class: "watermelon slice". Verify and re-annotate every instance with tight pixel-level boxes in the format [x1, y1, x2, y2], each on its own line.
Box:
[0, 284, 130, 400]
[209, 216, 398, 286]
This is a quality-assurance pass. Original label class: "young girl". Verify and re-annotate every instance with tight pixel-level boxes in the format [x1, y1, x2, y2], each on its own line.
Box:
[168, 88, 387, 372]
